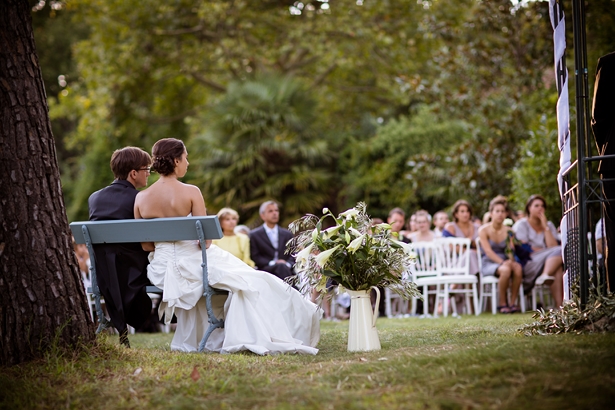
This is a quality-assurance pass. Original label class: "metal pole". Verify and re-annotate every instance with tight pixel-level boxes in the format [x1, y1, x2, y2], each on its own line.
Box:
[571, 0, 590, 307]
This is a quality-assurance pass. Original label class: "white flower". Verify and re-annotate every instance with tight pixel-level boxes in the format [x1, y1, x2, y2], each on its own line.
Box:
[323, 225, 342, 239]
[347, 234, 366, 253]
[348, 227, 362, 237]
[322, 207, 329, 214]
[374, 223, 391, 231]
[294, 243, 314, 265]
[393, 240, 416, 258]
[504, 218, 514, 227]
[339, 208, 359, 219]
[311, 227, 320, 241]
[315, 245, 341, 267]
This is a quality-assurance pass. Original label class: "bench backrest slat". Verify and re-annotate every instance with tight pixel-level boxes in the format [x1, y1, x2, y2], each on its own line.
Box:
[70, 216, 222, 244]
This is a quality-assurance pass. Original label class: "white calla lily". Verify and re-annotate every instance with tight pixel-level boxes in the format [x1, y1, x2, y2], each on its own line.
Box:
[348, 227, 363, 237]
[294, 243, 314, 265]
[347, 234, 365, 253]
[393, 239, 415, 256]
[323, 225, 342, 239]
[315, 245, 341, 267]
[339, 208, 359, 219]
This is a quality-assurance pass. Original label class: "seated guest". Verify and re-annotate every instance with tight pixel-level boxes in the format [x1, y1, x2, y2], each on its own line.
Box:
[443, 199, 479, 274]
[212, 208, 255, 267]
[135, 138, 320, 354]
[250, 201, 295, 281]
[512, 194, 563, 308]
[482, 211, 492, 225]
[408, 210, 435, 243]
[478, 196, 523, 313]
[432, 211, 449, 237]
[388, 207, 411, 243]
[88, 147, 153, 346]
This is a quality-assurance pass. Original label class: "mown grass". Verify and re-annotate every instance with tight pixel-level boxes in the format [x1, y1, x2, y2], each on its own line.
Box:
[2, 314, 614, 409]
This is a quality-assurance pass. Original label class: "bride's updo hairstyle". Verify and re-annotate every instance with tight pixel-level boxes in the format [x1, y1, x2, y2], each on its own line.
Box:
[151, 138, 186, 176]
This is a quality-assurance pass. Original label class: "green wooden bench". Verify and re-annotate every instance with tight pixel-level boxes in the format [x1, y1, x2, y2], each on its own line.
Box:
[70, 216, 225, 352]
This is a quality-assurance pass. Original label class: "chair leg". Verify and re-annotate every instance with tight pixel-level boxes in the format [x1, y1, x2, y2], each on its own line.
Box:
[532, 287, 537, 311]
[472, 285, 480, 316]
[443, 285, 449, 318]
[519, 285, 526, 313]
[465, 288, 472, 315]
[385, 288, 392, 318]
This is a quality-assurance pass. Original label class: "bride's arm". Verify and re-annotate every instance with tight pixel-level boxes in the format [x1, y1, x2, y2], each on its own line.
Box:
[134, 195, 155, 251]
[189, 185, 211, 249]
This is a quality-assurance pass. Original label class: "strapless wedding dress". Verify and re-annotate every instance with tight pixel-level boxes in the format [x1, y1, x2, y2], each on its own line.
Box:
[147, 241, 321, 355]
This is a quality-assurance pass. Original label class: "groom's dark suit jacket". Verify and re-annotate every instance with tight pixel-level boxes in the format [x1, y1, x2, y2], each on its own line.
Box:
[250, 224, 295, 280]
[88, 179, 152, 332]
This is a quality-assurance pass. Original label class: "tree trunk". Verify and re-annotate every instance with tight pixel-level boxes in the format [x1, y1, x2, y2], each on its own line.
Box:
[0, 0, 95, 366]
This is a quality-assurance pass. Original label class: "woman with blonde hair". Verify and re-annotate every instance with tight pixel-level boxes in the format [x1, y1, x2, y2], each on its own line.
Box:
[212, 208, 255, 267]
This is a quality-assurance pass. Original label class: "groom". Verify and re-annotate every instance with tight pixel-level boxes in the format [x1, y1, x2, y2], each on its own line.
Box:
[88, 146, 153, 346]
[250, 201, 295, 281]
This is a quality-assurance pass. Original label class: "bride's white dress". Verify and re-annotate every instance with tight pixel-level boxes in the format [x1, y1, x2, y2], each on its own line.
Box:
[147, 241, 321, 355]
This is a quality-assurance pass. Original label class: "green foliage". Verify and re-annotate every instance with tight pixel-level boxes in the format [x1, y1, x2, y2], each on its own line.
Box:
[342, 105, 471, 218]
[190, 75, 333, 226]
[37, 0, 615, 225]
[510, 111, 562, 224]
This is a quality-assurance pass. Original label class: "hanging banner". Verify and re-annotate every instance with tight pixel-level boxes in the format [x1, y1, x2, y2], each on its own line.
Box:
[549, 0, 572, 300]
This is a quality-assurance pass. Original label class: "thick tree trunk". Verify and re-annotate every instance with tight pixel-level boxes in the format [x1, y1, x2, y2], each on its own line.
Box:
[0, 0, 95, 366]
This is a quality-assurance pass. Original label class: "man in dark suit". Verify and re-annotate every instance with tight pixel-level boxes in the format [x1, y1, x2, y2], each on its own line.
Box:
[88, 147, 153, 346]
[250, 201, 295, 280]
[591, 51, 615, 292]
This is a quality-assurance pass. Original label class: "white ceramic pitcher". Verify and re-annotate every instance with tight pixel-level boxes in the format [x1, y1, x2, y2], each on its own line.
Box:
[347, 287, 381, 352]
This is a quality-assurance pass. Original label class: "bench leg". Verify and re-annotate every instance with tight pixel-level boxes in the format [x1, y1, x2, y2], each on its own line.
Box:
[197, 289, 227, 353]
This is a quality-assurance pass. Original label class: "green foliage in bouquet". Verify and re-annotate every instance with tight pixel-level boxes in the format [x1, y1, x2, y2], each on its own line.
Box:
[287, 202, 420, 299]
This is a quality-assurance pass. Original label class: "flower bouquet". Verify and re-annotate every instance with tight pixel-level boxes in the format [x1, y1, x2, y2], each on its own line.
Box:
[287, 202, 419, 351]
[287, 202, 420, 300]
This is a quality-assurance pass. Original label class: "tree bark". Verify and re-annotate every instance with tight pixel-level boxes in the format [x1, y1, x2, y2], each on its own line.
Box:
[0, 0, 95, 366]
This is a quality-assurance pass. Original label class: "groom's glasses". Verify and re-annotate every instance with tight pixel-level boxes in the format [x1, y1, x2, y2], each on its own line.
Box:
[138, 167, 151, 173]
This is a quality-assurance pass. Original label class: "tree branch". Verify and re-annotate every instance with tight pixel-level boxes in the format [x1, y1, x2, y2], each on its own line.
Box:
[188, 71, 227, 92]
[311, 63, 337, 87]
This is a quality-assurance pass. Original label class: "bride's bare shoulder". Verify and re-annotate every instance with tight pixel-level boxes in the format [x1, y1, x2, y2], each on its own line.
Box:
[182, 182, 203, 194]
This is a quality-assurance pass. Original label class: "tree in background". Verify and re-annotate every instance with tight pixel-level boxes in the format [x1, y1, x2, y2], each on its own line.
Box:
[510, 109, 565, 224]
[0, 0, 94, 366]
[191, 75, 333, 226]
[341, 105, 471, 218]
[37, 0, 615, 224]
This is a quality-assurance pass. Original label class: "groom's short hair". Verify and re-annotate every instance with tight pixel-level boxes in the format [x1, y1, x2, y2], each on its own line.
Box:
[110, 147, 151, 180]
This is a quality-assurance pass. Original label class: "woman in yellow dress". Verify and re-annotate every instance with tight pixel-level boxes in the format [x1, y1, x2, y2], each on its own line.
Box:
[212, 208, 255, 267]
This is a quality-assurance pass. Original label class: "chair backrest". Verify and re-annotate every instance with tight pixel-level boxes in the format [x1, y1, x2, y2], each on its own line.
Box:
[435, 237, 472, 276]
[410, 241, 440, 280]
[475, 237, 483, 274]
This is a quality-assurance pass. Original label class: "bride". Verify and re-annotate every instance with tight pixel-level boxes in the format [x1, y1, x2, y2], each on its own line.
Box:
[134, 138, 321, 354]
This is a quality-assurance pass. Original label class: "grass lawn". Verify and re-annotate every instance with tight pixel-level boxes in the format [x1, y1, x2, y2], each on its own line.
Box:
[2, 313, 614, 409]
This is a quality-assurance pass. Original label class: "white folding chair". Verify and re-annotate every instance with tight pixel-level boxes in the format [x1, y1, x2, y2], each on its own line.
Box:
[476, 238, 525, 314]
[433, 238, 480, 317]
[384, 287, 407, 318]
[408, 242, 441, 317]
